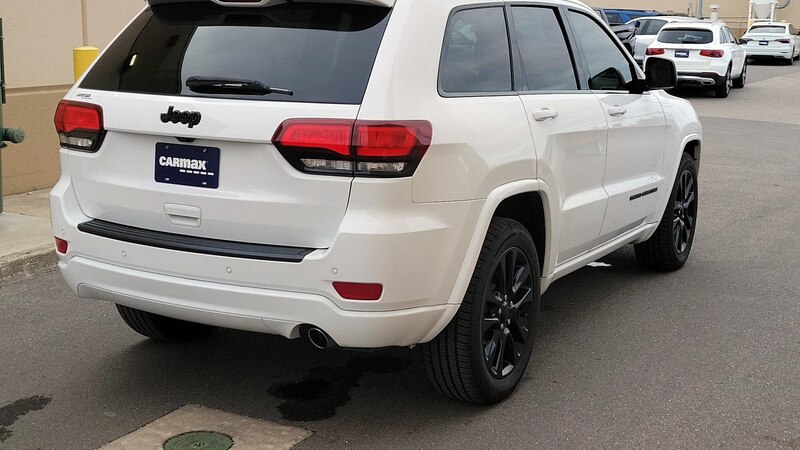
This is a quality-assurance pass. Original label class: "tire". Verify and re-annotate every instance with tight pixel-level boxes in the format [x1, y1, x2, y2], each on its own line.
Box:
[634, 153, 699, 271]
[733, 62, 747, 88]
[422, 218, 541, 404]
[787, 50, 794, 65]
[116, 304, 214, 342]
[714, 67, 731, 98]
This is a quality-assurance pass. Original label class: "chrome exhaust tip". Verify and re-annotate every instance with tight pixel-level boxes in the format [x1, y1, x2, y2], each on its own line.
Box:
[307, 327, 334, 349]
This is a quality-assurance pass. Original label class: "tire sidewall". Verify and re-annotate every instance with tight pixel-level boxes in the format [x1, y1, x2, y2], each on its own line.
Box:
[468, 223, 541, 402]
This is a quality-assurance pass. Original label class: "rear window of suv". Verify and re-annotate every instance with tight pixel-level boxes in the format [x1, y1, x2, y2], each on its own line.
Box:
[658, 28, 714, 44]
[80, 2, 391, 104]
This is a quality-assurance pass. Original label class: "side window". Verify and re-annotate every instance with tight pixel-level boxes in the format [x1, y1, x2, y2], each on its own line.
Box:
[634, 19, 649, 31]
[790, 25, 797, 35]
[644, 19, 667, 36]
[722, 28, 734, 43]
[606, 12, 622, 24]
[440, 7, 512, 94]
[512, 7, 578, 91]
[567, 11, 634, 91]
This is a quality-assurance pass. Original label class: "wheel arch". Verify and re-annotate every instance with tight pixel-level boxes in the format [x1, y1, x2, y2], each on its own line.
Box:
[445, 179, 556, 306]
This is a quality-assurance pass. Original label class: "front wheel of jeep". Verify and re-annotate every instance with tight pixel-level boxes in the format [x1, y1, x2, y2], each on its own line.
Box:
[634, 153, 699, 271]
[422, 218, 540, 404]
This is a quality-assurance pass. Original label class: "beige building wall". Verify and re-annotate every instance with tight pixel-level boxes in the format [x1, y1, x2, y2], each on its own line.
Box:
[591, 0, 800, 36]
[0, 0, 145, 196]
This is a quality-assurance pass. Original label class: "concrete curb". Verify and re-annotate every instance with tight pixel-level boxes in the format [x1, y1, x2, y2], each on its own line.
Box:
[0, 245, 58, 285]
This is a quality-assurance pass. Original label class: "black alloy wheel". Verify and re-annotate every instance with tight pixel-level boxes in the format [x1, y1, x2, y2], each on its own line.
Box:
[733, 62, 747, 88]
[715, 68, 731, 98]
[634, 153, 699, 271]
[482, 247, 535, 379]
[422, 218, 540, 404]
[673, 169, 697, 255]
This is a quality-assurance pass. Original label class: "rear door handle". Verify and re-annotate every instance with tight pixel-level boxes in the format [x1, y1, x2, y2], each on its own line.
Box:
[608, 106, 627, 117]
[533, 109, 559, 121]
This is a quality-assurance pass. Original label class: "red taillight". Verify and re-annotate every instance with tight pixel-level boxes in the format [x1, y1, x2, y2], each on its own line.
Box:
[699, 50, 725, 58]
[273, 119, 433, 178]
[646, 48, 665, 56]
[333, 282, 383, 301]
[776, 39, 791, 44]
[54, 100, 105, 152]
[54, 237, 69, 254]
[272, 119, 353, 157]
[353, 122, 430, 158]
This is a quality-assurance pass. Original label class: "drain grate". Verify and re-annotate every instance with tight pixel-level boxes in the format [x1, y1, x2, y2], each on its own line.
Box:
[163, 431, 234, 450]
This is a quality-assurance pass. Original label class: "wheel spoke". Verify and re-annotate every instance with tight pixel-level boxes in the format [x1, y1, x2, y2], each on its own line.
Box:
[507, 250, 517, 295]
[511, 287, 533, 311]
[483, 317, 500, 334]
[684, 191, 695, 209]
[484, 329, 501, 367]
[493, 333, 507, 374]
[512, 265, 531, 298]
[494, 259, 507, 297]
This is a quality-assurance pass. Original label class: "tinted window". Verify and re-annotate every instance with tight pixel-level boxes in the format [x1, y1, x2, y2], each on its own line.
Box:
[81, 3, 390, 104]
[440, 7, 512, 94]
[643, 19, 667, 35]
[606, 12, 623, 24]
[750, 25, 788, 34]
[512, 7, 577, 91]
[568, 11, 634, 90]
[658, 28, 714, 44]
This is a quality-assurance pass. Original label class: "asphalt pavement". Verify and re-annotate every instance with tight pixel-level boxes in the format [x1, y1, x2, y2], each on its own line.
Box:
[1, 61, 799, 449]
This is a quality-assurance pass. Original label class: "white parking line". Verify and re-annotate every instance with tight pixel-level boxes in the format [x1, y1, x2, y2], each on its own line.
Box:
[100, 405, 312, 450]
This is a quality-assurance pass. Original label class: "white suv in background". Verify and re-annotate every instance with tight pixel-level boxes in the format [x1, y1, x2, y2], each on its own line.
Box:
[646, 21, 747, 97]
[629, 16, 701, 66]
[740, 22, 800, 64]
[52, 0, 702, 404]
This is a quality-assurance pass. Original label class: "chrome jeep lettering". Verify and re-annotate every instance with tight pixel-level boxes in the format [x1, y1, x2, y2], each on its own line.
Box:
[160, 106, 202, 129]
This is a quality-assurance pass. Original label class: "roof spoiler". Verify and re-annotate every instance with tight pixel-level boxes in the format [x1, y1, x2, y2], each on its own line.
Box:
[148, 0, 396, 7]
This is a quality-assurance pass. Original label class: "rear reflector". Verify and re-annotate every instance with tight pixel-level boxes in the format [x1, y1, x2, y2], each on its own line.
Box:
[54, 100, 106, 152]
[646, 48, 665, 56]
[333, 282, 383, 301]
[273, 119, 432, 178]
[699, 50, 725, 58]
[55, 237, 69, 254]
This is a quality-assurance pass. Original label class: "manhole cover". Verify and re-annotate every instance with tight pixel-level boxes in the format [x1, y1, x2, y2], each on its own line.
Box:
[163, 431, 234, 450]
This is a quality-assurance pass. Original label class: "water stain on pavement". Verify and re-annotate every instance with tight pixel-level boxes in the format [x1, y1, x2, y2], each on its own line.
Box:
[268, 355, 409, 422]
[0, 395, 52, 442]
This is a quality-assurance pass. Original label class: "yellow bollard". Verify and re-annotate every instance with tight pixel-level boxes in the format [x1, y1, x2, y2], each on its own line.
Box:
[73, 46, 100, 82]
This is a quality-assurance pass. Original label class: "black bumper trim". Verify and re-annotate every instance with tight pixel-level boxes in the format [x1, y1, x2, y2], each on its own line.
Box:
[77, 220, 315, 263]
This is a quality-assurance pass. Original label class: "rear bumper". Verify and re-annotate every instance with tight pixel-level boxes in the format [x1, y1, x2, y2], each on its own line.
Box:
[62, 257, 459, 348]
[677, 71, 726, 86]
[51, 151, 480, 347]
[745, 45, 792, 58]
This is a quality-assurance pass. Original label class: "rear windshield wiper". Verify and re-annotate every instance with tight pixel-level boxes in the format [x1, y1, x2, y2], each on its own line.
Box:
[186, 76, 293, 96]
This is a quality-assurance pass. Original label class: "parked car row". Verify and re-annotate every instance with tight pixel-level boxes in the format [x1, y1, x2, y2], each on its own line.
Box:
[594, 8, 799, 98]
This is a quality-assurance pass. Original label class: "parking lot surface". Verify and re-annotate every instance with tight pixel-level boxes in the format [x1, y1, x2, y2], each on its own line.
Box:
[1, 62, 799, 449]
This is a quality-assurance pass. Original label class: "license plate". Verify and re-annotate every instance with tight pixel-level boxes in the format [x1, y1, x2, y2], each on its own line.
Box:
[155, 143, 220, 189]
[760, 40, 769, 46]
[675, 50, 690, 58]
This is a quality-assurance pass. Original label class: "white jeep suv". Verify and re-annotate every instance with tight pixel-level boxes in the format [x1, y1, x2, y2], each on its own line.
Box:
[52, 0, 702, 404]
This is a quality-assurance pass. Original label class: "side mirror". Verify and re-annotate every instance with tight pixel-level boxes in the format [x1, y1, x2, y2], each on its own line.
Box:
[644, 57, 677, 90]
[633, 20, 642, 29]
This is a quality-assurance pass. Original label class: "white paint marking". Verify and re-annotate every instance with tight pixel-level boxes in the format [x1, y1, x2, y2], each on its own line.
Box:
[588, 262, 612, 268]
